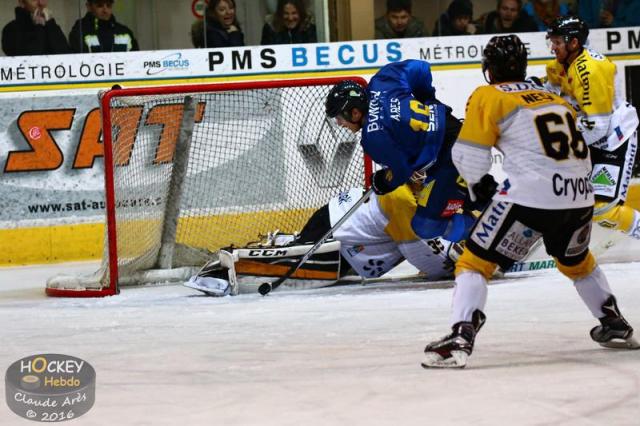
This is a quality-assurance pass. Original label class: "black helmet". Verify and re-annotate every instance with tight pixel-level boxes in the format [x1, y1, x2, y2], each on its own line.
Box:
[547, 15, 589, 46]
[482, 34, 528, 84]
[325, 80, 368, 120]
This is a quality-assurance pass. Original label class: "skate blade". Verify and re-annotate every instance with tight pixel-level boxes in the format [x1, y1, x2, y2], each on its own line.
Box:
[421, 351, 468, 369]
[598, 336, 640, 350]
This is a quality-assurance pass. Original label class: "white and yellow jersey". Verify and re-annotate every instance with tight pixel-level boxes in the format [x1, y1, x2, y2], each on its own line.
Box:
[546, 48, 638, 149]
[328, 186, 455, 280]
[452, 81, 594, 210]
[329, 185, 420, 244]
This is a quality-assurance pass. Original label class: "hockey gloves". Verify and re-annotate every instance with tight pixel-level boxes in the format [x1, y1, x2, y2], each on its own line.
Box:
[370, 168, 396, 195]
[471, 174, 498, 205]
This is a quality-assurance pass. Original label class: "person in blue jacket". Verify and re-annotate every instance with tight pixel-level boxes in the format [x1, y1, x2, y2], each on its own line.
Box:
[325, 59, 496, 243]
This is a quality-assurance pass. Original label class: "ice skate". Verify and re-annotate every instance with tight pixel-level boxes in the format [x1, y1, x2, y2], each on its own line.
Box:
[422, 310, 486, 369]
[590, 296, 639, 349]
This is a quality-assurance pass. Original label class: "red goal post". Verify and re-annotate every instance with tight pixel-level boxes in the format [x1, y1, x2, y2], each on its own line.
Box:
[46, 77, 373, 297]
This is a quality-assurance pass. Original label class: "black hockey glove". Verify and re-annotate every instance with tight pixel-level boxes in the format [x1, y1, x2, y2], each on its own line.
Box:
[370, 168, 396, 195]
[471, 174, 498, 205]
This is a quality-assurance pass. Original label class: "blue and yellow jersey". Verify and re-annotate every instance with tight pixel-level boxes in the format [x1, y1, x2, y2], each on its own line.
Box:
[453, 81, 594, 209]
[376, 184, 420, 242]
[361, 60, 447, 189]
[329, 185, 421, 244]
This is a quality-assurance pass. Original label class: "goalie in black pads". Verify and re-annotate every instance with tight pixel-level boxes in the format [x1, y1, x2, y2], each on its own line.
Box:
[184, 185, 463, 296]
[422, 35, 638, 369]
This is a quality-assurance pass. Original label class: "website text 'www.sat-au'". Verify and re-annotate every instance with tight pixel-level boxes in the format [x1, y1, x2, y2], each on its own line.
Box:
[27, 197, 163, 214]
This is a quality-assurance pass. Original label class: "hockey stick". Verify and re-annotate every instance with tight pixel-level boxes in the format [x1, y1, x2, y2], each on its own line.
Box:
[258, 187, 374, 295]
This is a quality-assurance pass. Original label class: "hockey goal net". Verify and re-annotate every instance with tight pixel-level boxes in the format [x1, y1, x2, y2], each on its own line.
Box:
[46, 77, 372, 297]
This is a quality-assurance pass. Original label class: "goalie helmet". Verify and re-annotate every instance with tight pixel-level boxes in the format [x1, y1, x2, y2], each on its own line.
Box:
[325, 80, 368, 121]
[547, 15, 589, 46]
[482, 34, 528, 84]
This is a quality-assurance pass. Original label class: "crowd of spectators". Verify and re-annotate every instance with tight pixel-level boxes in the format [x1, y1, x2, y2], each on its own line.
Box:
[3, 0, 640, 56]
[190, 0, 317, 48]
[376, 0, 640, 39]
[2, 0, 138, 56]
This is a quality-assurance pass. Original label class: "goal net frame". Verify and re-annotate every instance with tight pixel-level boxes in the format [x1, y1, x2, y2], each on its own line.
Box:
[45, 77, 372, 297]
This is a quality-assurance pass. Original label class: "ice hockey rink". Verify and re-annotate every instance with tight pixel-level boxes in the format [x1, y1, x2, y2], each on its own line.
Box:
[1, 255, 639, 426]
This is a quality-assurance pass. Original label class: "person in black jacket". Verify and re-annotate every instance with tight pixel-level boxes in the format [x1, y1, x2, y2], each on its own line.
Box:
[261, 0, 317, 45]
[192, 0, 244, 48]
[2, 0, 71, 56]
[480, 0, 538, 34]
[432, 0, 476, 37]
[69, 0, 139, 53]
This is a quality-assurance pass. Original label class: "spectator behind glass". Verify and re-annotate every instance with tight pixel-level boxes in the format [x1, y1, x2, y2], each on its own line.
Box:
[433, 0, 476, 36]
[261, 0, 317, 45]
[578, 0, 640, 28]
[522, 0, 570, 31]
[375, 0, 426, 39]
[69, 0, 139, 53]
[2, 0, 70, 56]
[480, 0, 538, 33]
[192, 0, 245, 48]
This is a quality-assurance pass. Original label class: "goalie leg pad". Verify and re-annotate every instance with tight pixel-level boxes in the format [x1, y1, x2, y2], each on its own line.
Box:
[339, 240, 402, 279]
[232, 240, 343, 286]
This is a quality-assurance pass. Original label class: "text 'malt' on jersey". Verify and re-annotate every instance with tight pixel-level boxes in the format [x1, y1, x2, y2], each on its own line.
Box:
[454, 82, 594, 210]
[547, 48, 617, 118]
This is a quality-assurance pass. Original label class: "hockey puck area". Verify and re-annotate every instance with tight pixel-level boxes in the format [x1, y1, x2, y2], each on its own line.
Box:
[258, 283, 272, 295]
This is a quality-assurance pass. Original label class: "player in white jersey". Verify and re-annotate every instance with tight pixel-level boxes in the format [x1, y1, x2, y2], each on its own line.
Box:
[545, 16, 640, 239]
[185, 185, 461, 296]
[422, 35, 638, 369]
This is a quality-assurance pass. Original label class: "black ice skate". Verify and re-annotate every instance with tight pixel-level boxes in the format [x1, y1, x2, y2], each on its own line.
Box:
[590, 296, 639, 349]
[422, 310, 486, 369]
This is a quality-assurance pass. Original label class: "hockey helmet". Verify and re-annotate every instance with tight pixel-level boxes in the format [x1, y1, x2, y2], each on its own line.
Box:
[482, 34, 528, 84]
[325, 80, 368, 121]
[547, 15, 589, 46]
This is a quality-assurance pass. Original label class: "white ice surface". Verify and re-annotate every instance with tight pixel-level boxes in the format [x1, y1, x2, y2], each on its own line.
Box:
[1, 261, 639, 426]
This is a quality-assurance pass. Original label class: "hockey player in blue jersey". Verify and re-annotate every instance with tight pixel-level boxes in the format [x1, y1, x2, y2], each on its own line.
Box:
[326, 59, 495, 242]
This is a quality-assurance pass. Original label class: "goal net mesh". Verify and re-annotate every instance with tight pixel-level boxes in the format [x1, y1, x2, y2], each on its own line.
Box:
[47, 80, 369, 295]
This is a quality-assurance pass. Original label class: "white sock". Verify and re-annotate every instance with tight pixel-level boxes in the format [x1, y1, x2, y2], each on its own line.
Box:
[451, 272, 488, 325]
[574, 265, 612, 318]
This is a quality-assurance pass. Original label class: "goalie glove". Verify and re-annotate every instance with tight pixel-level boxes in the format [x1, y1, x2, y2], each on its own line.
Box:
[470, 174, 498, 204]
[370, 168, 396, 195]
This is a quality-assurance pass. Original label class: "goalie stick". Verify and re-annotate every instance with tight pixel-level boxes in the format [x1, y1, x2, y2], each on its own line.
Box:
[258, 187, 374, 295]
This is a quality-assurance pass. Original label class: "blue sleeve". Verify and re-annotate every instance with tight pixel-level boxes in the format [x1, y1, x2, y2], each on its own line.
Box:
[411, 213, 475, 243]
[371, 60, 436, 103]
[404, 60, 436, 103]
